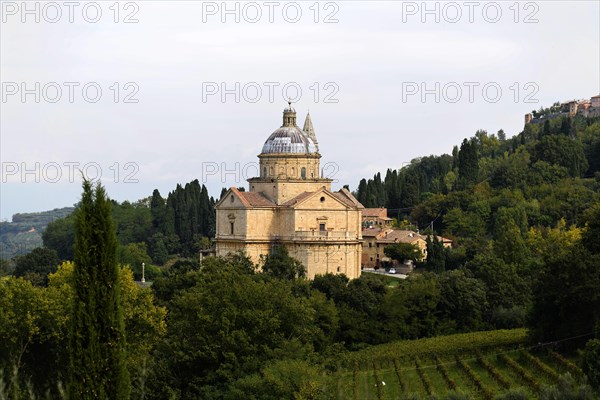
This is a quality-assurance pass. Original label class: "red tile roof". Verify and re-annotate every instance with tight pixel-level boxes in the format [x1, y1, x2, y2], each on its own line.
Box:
[239, 191, 275, 207]
[362, 228, 382, 237]
[282, 191, 314, 206]
[378, 230, 423, 244]
[362, 208, 387, 218]
[332, 192, 356, 207]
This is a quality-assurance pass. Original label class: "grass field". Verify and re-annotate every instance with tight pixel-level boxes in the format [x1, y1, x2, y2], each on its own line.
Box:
[333, 329, 587, 399]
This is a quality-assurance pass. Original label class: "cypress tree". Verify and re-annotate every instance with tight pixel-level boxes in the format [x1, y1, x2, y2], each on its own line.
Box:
[458, 138, 479, 185]
[69, 179, 130, 399]
[357, 178, 368, 205]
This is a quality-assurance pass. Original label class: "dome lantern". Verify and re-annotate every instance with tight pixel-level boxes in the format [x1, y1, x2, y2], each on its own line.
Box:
[261, 104, 319, 155]
[282, 100, 297, 127]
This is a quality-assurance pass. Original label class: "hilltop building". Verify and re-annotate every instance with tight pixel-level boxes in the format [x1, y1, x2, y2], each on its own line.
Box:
[215, 104, 364, 279]
[525, 94, 600, 125]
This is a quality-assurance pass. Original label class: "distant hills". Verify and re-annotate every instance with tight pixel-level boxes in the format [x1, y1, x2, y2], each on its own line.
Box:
[0, 207, 74, 260]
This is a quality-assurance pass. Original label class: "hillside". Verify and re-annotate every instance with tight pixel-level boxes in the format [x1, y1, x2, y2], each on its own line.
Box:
[2, 102, 600, 399]
[0, 207, 74, 260]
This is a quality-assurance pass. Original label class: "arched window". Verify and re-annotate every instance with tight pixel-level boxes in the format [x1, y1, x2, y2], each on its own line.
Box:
[263, 166, 267, 177]
[301, 167, 306, 179]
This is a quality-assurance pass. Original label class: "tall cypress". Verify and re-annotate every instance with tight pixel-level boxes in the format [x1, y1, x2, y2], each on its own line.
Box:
[69, 179, 130, 399]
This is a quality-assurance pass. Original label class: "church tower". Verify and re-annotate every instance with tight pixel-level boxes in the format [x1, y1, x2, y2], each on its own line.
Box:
[248, 102, 332, 204]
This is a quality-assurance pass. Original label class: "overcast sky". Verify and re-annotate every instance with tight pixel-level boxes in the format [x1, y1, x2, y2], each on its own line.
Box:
[1, 0, 599, 220]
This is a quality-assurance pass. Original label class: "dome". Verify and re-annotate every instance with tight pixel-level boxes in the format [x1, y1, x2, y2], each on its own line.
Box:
[261, 103, 319, 154]
[261, 126, 318, 154]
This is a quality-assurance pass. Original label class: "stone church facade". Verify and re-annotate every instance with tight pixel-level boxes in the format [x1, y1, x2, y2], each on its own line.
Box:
[215, 104, 364, 279]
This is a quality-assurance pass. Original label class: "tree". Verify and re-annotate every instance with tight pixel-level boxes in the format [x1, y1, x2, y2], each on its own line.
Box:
[0, 258, 11, 276]
[466, 253, 530, 328]
[13, 247, 60, 285]
[68, 179, 130, 399]
[381, 274, 441, 340]
[497, 129, 506, 141]
[0, 277, 51, 378]
[311, 273, 349, 302]
[384, 242, 422, 263]
[42, 214, 75, 260]
[261, 246, 306, 280]
[529, 245, 600, 344]
[147, 233, 169, 265]
[118, 242, 153, 280]
[539, 373, 595, 400]
[148, 259, 319, 398]
[533, 135, 589, 177]
[582, 203, 600, 254]
[48, 261, 166, 398]
[436, 270, 488, 333]
[225, 359, 333, 400]
[426, 235, 446, 273]
[458, 138, 479, 185]
[582, 339, 600, 390]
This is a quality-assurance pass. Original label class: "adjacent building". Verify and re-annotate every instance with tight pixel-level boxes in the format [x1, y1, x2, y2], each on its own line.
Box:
[362, 227, 452, 270]
[362, 207, 393, 228]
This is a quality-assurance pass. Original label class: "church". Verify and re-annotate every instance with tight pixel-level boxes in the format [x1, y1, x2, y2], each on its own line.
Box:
[214, 103, 364, 279]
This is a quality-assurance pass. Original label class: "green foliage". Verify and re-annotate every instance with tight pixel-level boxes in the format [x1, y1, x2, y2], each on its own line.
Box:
[380, 274, 441, 340]
[529, 243, 600, 344]
[532, 135, 589, 177]
[581, 202, 600, 254]
[261, 245, 306, 280]
[68, 179, 130, 399]
[41, 214, 75, 260]
[147, 233, 170, 265]
[426, 235, 447, 272]
[456, 354, 493, 399]
[494, 388, 529, 400]
[12, 247, 59, 286]
[477, 350, 510, 389]
[458, 138, 480, 185]
[150, 258, 201, 306]
[42, 180, 216, 263]
[331, 274, 387, 346]
[118, 242, 154, 280]
[0, 277, 55, 376]
[539, 373, 595, 400]
[582, 339, 600, 390]
[0, 260, 166, 399]
[466, 253, 530, 328]
[51, 261, 166, 398]
[499, 353, 539, 391]
[226, 359, 333, 400]
[166, 180, 215, 255]
[0, 259, 12, 276]
[148, 257, 326, 398]
[346, 329, 528, 367]
[384, 242, 422, 263]
[437, 270, 488, 333]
